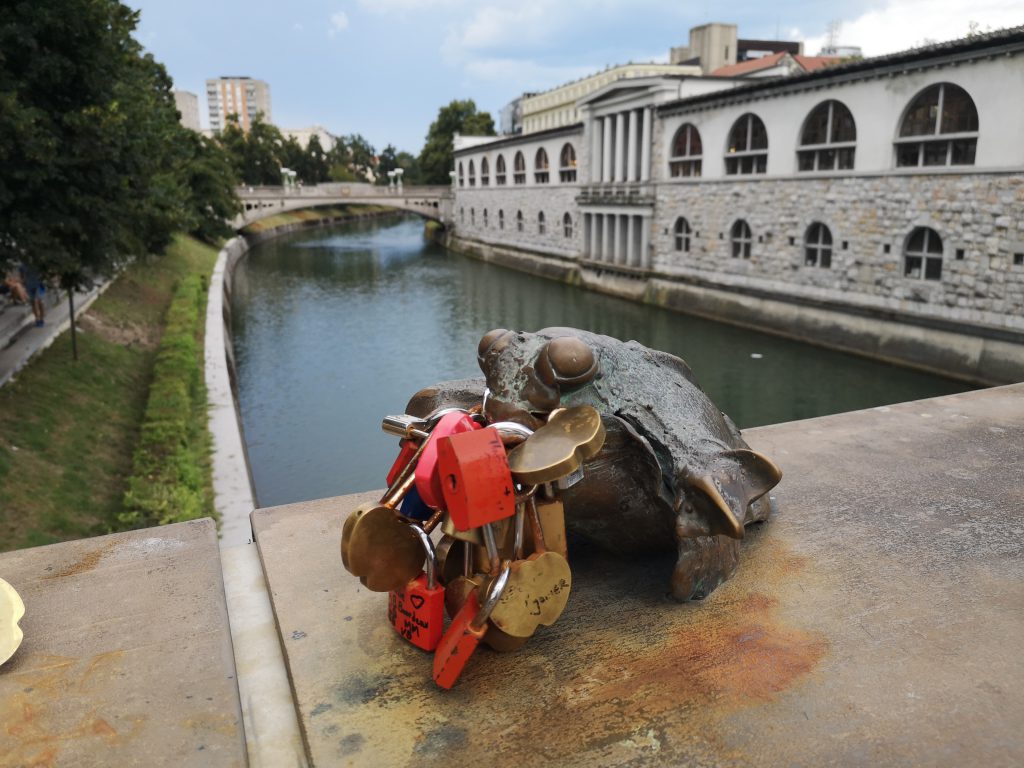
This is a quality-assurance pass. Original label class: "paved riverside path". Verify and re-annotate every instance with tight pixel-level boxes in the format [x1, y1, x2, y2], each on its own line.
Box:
[250, 384, 1023, 767]
[0, 283, 103, 388]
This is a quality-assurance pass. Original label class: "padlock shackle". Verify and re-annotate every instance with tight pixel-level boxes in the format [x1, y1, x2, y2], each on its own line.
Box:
[489, 421, 534, 446]
[471, 561, 511, 632]
[408, 524, 438, 590]
[527, 495, 548, 554]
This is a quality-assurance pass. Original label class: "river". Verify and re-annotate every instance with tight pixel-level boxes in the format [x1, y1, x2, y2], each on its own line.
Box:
[230, 216, 971, 507]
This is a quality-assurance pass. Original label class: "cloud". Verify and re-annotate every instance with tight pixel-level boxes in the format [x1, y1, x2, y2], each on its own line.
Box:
[328, 11, 350, 38]
[293, 22, 304, 32]
[799, 0, 1022, 56]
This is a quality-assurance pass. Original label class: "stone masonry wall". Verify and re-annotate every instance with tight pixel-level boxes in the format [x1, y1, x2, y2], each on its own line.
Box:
[453, 186, 583, 259]
[651, 173, 1024, 332]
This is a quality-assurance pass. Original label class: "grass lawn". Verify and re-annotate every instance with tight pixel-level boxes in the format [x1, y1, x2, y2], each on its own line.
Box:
[0, 235, 219, 552]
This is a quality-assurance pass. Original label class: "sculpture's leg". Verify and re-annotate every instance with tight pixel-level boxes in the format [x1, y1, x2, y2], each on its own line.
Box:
[670, 535, 740, 601]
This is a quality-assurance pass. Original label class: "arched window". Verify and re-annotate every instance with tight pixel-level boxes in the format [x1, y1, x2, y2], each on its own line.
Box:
[725, 114, 767, 175]
[460, 206, 464, 223]
[498, 209, 505, 230]
[483, 208, 488, 227]
[535, 148, 550, 183]
[731, 220, 753, 259]
[804, 223, 833, 267]
[468, 160, 476, 187]
[495, 155, 507, 186]
[904, 227, 943, 280]
[674, 217, 692, 252]
[470, 207, 475, 225]
[516, 210, 524, 232]
[896, 83, 978, 167]
[559, 144, 577, 182]
[458, 162, 464, 187]
[670, 124, 703, 177]
[514, 152, 526, 184]
[563, 212, 573, 238]
[480, 157, 490, 186]
[538, 211, 546, 234]
[799, 101, 856, 172]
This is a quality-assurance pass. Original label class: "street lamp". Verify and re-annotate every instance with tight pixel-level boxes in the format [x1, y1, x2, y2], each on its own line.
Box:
[394, 168, 404, 194]
[387, 169, 396, 194]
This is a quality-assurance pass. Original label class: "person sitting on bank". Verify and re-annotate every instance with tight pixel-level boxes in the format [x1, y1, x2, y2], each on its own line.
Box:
[3, 272, 29, 304]
[18, 264, 46, 327]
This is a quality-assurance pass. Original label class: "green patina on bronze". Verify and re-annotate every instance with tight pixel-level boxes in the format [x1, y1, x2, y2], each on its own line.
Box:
[407, 327, 783, 602]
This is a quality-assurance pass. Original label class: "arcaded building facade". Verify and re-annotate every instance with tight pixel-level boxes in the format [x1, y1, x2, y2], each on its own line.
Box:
[451, 29, 1024, 348]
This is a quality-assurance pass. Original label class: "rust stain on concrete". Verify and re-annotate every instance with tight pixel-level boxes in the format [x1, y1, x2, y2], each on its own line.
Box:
[45, 541, 116, 579]
[0, 651, 144, 767]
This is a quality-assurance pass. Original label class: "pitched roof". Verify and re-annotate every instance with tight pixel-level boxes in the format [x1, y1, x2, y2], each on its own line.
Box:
[710, 52, 788, 77]
[794, 55, 842, 72]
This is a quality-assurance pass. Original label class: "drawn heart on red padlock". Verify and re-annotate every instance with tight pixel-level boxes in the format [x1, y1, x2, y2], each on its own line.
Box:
[409, 594, 425, 610]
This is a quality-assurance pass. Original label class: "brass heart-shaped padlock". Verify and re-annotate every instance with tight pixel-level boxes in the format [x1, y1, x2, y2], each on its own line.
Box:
[507, 405, 605, 485]
[488, 551, 572, 638]
[345, 506, 425, 592]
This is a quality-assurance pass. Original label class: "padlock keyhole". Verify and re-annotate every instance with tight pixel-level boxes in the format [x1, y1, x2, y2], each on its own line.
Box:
[447, 474, 458, 492]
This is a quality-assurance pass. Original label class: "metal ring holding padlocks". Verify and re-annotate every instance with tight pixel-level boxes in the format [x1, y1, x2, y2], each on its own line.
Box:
[424, 407, 470, 430]
[470, 561, 511, 632]
[407, 524, 439, 590]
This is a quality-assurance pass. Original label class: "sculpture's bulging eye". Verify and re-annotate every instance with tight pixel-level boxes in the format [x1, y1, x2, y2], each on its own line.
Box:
[537, 336, 598, 388]
[477, 328, 513, 372]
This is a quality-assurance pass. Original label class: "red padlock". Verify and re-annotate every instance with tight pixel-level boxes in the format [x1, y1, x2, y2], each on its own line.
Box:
[386, 439, 419, 488]
[387, 525, 444, 651]
[433, 563, 511, 689]
[437, 427, 516, 531]
[414, 411, 480, 509]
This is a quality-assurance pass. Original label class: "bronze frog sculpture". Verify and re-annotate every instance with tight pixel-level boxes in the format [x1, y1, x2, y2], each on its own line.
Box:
[406, 327, 782, 602]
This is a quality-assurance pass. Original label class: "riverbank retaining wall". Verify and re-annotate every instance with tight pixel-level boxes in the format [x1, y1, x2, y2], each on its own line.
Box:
[444, 231, 1024, 386]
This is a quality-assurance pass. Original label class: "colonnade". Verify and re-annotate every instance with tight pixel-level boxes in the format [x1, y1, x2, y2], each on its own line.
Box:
[590, 107, 653, 184]
[583, 212, 651, 269]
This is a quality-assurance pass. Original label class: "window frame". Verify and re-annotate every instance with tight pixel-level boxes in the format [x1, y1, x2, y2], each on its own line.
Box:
[516, 210, 524, 232]
[467, 159, 476, 187]
[513, 152, 526, 184]
[559, 143, 577, 182]
[495, 155, 507, 185]
[903, 226, 944, 280]
[894, 83, 978, 168]
[804, 222, 834, 267]
[538, 211, 546, 235]
[730, 219, 753, 259]
[669, 124, 703, 178]
[563, 212, 573, 238]
[798, 101, 857, 173]
[534, 148, 550, 184]
[673, 217, 692, 252]
[725, 114, 768, 176]
[498, 209, 505, 230]
[480, 157, 490, 186]
[458, 161, 465, 187]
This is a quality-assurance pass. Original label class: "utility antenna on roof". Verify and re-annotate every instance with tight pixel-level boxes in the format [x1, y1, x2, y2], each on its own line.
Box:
[826, 19, 842, 51]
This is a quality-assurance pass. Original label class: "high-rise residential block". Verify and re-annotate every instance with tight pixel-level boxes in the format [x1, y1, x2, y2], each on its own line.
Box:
[206, 77, 272, 133]
[173, 90, 200, 131]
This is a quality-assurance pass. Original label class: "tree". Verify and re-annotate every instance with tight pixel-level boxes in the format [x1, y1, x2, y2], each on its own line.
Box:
[181, 134, 241, 243]
[376, 144, 398, 185]
[345, 133, 377, 181]
[418, 99, 496, 184]
[306, 134, 330, 183]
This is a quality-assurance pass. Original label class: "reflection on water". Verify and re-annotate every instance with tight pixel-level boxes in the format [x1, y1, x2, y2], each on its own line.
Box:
[231, 216, 971, 507]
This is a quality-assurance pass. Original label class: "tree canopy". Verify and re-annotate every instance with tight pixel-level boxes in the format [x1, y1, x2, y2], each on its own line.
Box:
[417, 99, 496, 184]
[0, 0, 239, 291]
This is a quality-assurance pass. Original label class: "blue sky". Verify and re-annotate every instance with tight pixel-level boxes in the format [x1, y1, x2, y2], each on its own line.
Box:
[129, 0, 1021, 154]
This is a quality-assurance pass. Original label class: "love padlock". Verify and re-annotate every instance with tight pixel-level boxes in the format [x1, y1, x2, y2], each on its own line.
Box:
[438, 427, 517, 531]
[433, 563, 511, 690]
[388, 525, 444, 651]
[386, 438, 419, 488]
[414, 411, 480, 509]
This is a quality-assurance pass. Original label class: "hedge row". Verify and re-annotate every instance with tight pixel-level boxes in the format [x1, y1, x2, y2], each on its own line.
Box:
[120, 272, 213, 528]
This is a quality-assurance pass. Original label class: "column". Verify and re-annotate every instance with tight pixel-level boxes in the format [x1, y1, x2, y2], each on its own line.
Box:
[627, 110, 638, 182]
[640, 106, 652, 183]
[615, 112, 626, 183]
[622, 215, 630, 266]
[598, 215, 606, 264]
[640, 215, 651, 270]
[602, 117, 613, 184]
[591, 120, 603, 184]
[583, 213, 591, 258]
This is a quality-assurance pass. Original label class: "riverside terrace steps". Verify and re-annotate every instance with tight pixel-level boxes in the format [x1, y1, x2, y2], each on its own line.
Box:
[0, 519, 246, 767]
[251, 383, 1024, 767]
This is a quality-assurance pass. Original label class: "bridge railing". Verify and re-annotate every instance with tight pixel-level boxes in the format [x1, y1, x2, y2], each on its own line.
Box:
[237, 184, 451, 199]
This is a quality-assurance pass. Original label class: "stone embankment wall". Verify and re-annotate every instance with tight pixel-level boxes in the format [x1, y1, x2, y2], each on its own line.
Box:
[445, 229, 1024, 386]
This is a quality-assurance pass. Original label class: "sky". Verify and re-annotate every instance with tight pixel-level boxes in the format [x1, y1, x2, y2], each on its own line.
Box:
[128, 0, 1022, 154]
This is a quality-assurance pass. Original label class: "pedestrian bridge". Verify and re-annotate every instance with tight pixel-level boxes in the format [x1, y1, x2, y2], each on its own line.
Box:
[234, 183, 451, 229]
